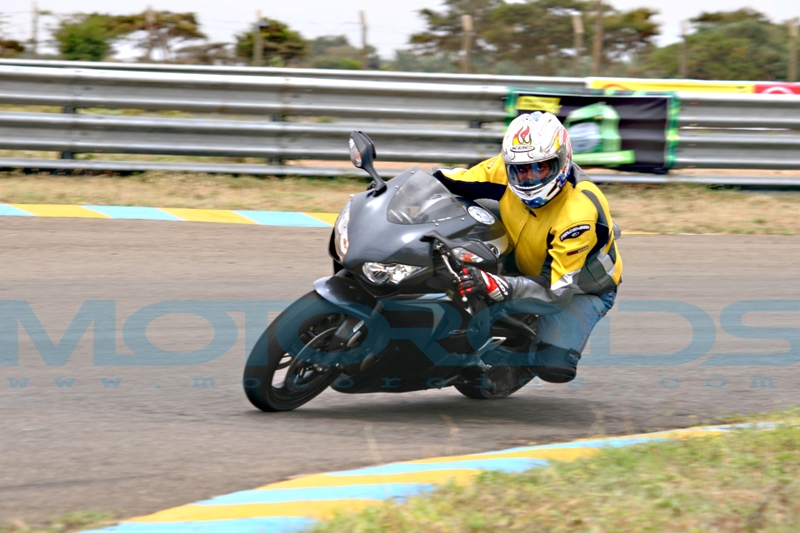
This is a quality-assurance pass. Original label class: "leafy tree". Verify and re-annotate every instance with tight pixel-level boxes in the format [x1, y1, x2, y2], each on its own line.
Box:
[174, 42, 234, 65]
[389, 50, 459, 72]
[114, 11, 206, 62]
[235, 18, 307, 66]
[300, 35, 381, 69]
[53, 10, 205, 62]
[308, 35, 350, 57]
[406, 0, 659, 76]
[693, 8, 770, 26]
[483, 0, 586, 76]
[54, 13, 128, 61]
[644, 9, 791, 80]
[0, 15, 24, 57]
[309, 56, 363, 69]
[409, 0, 503, 69]
[602, 7, 659, 73]
[0, 38, 24, 57]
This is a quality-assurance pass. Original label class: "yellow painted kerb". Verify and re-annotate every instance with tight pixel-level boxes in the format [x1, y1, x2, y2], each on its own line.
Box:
[9, 204, 109, 218]
[160, 208, 257, 224]
[259, 469, 479, 490]
[305, 212, 339, 225]
[129, 500, 379, 523]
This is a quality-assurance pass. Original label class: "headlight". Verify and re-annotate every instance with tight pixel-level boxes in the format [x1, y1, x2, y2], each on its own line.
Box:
[334, 202, 351, 260]
[362, 262, 425, 285]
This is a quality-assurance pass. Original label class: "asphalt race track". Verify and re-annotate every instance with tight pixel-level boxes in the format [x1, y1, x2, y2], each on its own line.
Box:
[1, 218, 799, 522]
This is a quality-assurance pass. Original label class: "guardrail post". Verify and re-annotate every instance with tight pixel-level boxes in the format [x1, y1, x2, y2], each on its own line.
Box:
[60, 106, 76, 160]
[269, 113, 285, 166]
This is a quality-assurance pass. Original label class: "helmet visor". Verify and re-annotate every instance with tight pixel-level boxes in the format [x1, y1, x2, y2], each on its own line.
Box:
[507, 159, 559, 190]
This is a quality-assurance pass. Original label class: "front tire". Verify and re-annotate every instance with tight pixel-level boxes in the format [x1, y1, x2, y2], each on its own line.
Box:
[243, 292, 346, 412]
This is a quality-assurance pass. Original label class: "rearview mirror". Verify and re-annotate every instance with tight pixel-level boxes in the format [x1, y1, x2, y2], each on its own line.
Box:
[348, 132, 375, 169]
[348, 131, 386, 194]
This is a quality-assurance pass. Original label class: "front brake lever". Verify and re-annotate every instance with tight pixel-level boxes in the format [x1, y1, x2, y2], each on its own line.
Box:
[428, 236, 484, 315]
[441, 250, 461, 283]
[430, 241, 474, 313]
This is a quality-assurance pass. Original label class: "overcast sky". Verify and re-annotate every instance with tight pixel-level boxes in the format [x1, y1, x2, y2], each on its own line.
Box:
[1, 0, 797, 59]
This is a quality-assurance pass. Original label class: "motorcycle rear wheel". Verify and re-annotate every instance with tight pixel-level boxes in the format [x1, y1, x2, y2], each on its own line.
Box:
[243, 292, 344, 412]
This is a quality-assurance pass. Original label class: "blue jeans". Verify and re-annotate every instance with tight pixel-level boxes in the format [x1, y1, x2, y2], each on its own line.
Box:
[528, 290, 617, 382]
[536, 290, 617, 354]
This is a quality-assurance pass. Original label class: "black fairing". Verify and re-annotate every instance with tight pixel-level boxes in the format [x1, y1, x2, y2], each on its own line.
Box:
[317, 168, 528, 395]
[342, 168, 474, 291]
[330, 168, 511, 292]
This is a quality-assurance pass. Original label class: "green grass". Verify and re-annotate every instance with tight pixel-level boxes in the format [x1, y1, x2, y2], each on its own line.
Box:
[0, 512, 118, 533]
[310, 410, 800, 533]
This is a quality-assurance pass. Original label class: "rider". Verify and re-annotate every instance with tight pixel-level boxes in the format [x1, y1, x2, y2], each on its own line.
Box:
[434, 111, 622, 384]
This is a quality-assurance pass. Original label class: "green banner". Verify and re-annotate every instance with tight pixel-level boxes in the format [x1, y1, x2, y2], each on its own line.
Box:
[507, 89, 677, 174]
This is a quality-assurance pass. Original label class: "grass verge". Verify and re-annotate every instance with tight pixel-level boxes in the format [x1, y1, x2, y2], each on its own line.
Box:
[0, 512, 118, 533]
[0, 172, 363, 213]
[310, 410, 800, 533]
[0, 171, 799, 235]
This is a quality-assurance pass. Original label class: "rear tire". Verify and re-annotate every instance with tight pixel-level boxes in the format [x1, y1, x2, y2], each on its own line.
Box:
[243, 292, 346, 412]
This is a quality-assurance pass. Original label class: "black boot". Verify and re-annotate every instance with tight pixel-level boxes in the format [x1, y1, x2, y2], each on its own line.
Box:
[530, 343, 580, 383]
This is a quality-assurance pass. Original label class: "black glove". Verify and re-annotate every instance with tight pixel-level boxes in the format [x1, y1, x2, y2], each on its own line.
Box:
[456, 266, 510, 302]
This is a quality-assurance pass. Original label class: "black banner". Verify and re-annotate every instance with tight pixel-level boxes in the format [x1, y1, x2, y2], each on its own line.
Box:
[508, 90, 677, 174]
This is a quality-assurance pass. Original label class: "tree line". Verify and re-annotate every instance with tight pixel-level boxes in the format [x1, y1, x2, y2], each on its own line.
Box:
[0, 2, 798, 81]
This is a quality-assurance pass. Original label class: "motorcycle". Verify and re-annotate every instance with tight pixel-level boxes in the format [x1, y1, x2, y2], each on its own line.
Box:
[243, 132, 541, 412]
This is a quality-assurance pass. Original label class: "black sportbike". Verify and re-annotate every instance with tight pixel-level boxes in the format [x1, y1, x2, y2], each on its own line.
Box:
[243, 132, 542, 412]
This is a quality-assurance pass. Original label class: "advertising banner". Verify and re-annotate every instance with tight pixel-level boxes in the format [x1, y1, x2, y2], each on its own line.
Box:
[589, 78, 800, 96]
[754, 83, 800, 95]
[508, 90, 677, 174]
[587, 77, 754, 93]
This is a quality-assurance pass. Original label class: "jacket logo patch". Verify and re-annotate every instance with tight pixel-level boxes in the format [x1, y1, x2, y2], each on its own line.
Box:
[567, 246, 589, 256]
[560, 224, 590, 241]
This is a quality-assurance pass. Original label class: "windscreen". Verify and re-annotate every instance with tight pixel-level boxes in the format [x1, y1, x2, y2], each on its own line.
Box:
[387, 172, 467, 225]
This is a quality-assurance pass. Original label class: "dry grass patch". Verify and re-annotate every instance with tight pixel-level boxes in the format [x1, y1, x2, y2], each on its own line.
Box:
[601, 183, 800, 235]
[0, 171, 799, 235]
[0, 172, 361, 213]
[0, 512, 118, 533]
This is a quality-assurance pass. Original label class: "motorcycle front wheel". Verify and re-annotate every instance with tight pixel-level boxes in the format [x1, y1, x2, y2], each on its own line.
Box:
[243, 292, 345, 412]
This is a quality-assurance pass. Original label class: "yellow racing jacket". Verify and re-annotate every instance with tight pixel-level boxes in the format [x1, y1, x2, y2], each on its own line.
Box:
[437, 156, 622, 308]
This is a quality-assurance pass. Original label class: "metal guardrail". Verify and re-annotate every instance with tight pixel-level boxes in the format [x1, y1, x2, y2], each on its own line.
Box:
[0, 65, 799, 178]
[0, 59, 585, 89]
[5, 158, 799, 188]
[677, 92, 800, 128]
[675, 92, 800, 170]
[0, 65, 508, 122]
[0, 112, 501, 163]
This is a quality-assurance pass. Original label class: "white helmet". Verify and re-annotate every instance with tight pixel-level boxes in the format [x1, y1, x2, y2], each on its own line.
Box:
[502, 112, 573, 209]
